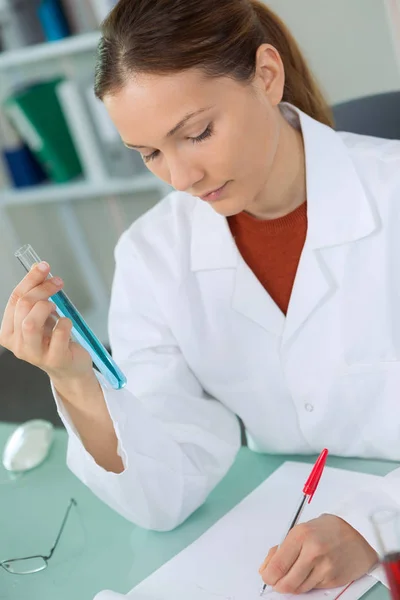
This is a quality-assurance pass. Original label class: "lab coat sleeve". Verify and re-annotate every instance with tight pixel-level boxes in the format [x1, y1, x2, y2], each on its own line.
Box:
[329, 469, 400, 585]
[51, 231, 241, 532]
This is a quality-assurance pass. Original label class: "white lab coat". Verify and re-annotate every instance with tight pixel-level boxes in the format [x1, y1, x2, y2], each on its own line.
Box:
[53, 105, 400, 580]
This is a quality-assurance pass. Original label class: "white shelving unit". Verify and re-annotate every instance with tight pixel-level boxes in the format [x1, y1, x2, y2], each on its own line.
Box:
[0, 31, 100, 70]
[0, 172, 159, 207]
[0, 32, 166, 345]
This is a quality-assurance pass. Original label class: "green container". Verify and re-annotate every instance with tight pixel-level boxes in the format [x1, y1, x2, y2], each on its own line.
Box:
[3, 77, 83, 183]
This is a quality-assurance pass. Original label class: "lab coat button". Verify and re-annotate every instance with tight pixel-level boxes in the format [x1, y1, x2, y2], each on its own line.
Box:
[305, 403, 314, 412]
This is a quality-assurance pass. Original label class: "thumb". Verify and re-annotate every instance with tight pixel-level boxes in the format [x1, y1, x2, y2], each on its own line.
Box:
[259, 545, 278, 574]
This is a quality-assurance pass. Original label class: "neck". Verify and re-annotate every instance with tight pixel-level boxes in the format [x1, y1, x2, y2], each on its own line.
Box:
[247, 111, 306, 220]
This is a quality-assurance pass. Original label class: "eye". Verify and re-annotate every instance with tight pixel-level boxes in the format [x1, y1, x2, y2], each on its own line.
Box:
[142, 150, 160, 163]
[142, 123, 214, 163]
[190, 123, 213, 144]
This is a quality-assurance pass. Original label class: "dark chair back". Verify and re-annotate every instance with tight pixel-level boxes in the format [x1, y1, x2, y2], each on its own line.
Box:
[332, 91, 400, 139]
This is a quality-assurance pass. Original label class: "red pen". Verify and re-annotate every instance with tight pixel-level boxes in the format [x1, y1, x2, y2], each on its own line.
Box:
[260, 448, 329, 596]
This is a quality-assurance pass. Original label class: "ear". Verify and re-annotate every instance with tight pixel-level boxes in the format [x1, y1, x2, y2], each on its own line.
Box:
[254, 43, 285, 106]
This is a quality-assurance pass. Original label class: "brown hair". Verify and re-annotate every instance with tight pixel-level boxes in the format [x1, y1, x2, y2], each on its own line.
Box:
[95, 0, 333, 127]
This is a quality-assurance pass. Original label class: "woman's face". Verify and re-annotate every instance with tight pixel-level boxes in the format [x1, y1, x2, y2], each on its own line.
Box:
[104, 45, 286, 217]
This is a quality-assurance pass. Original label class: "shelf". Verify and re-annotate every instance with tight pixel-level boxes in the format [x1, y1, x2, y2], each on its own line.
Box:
[0, 173, 160, 207]
[0, 31, 100, 71]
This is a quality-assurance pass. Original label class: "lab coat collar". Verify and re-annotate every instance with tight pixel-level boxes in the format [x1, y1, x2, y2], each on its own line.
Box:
[294, 104, 377, 249]
[190, 103, 377, 272]
[191, 203, 239, 271]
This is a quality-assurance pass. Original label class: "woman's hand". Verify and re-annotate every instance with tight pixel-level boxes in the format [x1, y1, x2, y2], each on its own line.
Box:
[0, 261, 93, 384]
[259, 514, 378, 594]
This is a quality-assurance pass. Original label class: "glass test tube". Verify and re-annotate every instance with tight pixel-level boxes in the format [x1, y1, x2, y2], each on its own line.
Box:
[15, 244, 127, 390]
[371, 509, 400, 600]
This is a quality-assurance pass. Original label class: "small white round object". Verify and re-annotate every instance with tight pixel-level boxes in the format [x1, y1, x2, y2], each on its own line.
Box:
[305, 403, 314, 412]
[2, 419, 54, 472]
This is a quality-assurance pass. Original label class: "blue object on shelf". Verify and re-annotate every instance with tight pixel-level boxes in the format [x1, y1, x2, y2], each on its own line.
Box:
[38, 0, 71, 41]
[3, 145, 48, 188]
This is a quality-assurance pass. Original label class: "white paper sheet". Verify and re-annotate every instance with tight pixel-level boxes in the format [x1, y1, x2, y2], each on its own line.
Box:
[94, 462, 382, 600]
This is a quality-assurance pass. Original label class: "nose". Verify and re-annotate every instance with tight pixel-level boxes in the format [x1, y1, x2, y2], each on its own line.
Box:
[167, 156, 204, 193]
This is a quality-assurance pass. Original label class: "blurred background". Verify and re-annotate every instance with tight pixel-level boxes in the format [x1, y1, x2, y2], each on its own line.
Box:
[0, 0, 399, 426]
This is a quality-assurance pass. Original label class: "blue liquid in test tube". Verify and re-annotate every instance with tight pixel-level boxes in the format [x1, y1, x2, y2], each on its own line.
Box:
[15, 244, 127, 390]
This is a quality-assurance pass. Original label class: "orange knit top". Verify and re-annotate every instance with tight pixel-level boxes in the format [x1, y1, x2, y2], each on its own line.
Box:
[227, 202, 307, 315]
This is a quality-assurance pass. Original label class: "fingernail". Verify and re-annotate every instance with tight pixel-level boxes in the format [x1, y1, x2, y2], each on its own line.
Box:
[52, 277, 63, 286]
[38, 261, 49, 272]
[259, 559, 269, 572]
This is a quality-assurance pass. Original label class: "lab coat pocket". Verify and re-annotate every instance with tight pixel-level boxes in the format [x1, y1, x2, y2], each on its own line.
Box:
[343, 360, 400, 374]
[341, 234, 400, 365]
[334, 361, 400, 459]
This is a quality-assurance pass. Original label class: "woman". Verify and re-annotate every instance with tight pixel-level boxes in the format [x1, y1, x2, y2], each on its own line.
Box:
[1, 0, 400, 593]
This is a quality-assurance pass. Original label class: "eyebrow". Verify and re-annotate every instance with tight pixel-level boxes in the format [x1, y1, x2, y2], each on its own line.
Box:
[123, 106, 214, 150]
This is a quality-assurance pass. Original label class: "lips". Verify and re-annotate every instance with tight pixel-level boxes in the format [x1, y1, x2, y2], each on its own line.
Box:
[198, 182, 228, 201]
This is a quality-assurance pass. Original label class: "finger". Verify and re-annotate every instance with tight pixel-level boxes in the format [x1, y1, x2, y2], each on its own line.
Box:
[295, 568, 324, 595]
[19, 300, 59, 360]
[43, 312, 60, 339]
[259, 547, 278, 574]
[14, 277, 64, 335]
[46, 317, 73, 368]
[0, 261, 50, 340]
[273, 555, 316, 594]
[260, 537, 302, 587]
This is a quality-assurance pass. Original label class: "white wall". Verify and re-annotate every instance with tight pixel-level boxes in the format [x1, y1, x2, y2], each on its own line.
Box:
[264, 0, 400, 104]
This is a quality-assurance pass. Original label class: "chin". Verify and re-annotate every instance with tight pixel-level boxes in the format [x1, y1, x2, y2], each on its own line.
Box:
[207, 198, 247, 217]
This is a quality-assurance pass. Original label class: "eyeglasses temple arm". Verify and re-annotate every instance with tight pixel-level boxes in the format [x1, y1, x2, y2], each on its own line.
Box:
[44, 498, 77, 561]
